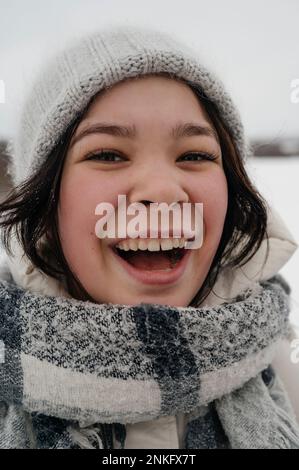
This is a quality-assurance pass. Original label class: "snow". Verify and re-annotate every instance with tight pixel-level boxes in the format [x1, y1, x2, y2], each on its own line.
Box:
[247, 157, 299, 329]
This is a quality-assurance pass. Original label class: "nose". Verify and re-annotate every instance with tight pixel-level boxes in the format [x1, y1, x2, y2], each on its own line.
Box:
[128, 165, 190, 206]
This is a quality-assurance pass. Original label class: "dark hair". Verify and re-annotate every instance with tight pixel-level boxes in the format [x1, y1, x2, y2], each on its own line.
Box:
[186, 79, 270, 305]
[0, 73, 269, 305]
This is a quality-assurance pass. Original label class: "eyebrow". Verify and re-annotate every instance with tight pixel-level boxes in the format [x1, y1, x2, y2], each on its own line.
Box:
[69, 121, 219, 148]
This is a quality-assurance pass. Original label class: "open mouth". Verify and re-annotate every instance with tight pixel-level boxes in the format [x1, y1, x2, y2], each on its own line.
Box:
[113, 246, 186, 271]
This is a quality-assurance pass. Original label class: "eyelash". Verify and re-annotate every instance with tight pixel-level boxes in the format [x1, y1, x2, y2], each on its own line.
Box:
[85, 150, 218, 163]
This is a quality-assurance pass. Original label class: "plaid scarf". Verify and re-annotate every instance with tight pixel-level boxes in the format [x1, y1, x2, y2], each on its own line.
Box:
[0, 274, 299, 449]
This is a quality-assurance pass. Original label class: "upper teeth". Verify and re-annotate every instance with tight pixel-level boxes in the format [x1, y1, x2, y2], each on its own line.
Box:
[115, 238, 187, 251]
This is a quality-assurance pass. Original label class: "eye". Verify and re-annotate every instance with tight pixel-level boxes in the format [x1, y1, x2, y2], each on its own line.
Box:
[177, 152, 218, 162]
[85, 150, 126, 162]
[84, 150, 218, 163]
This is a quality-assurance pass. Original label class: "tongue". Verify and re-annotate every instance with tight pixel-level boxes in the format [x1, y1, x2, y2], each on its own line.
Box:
[126, 251, 173, 270]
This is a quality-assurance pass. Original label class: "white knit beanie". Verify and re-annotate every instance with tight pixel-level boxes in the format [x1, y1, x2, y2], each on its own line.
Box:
[10, 24, 251, 186]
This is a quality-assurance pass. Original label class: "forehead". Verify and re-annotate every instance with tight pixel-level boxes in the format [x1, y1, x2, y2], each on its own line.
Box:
[79, 74, 212, 125]
[68, 75, 221, 150]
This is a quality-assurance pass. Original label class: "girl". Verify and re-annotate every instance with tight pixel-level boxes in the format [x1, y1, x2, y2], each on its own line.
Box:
[0, 24, 299, 449]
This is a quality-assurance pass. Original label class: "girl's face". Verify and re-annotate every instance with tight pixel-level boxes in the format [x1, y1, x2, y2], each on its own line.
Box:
[58, 75, 228, 307]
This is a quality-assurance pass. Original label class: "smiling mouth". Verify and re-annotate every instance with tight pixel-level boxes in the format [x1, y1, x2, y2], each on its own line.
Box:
[113, 246, 186, 271]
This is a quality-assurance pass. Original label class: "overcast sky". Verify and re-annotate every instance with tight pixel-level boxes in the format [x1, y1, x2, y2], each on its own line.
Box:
[0, 0, 298, 140]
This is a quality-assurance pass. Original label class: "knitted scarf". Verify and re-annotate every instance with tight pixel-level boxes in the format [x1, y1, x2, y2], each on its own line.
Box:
[0, 274, 299, 449]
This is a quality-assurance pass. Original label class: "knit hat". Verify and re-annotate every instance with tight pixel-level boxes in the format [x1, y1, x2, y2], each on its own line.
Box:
[10, 24, 251, 186]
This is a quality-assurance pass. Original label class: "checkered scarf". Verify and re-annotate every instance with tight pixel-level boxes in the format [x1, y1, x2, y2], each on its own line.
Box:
[0, 274, 299, 449]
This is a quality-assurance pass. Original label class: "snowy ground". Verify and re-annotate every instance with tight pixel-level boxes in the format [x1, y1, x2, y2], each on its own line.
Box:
[247, 157, 299, 329]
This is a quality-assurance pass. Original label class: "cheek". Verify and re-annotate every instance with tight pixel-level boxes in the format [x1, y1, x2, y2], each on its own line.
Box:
[58, 171, 109, 264]
[57, 168, 125, 266]
[58, 172, 96, 246]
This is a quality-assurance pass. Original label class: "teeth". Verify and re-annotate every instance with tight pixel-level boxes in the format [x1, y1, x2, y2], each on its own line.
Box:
[147, 240, 160, 251]
[172, 238, 180, 248]
[120, 240, 130, 251]
[160, 239, 175, 251]
[137, 240, 147, 251]
[179, 239, 185, 248]
[115, 238, 186, 251]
